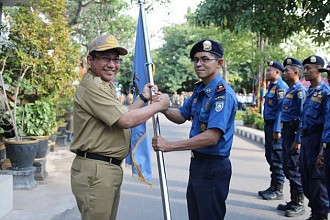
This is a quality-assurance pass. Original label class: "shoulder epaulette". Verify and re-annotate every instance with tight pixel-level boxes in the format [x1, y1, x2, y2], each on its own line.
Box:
[216, 83, 226, 93]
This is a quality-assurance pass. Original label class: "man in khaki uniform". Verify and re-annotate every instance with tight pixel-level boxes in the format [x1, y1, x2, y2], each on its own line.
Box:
[70, 34, 170, 220]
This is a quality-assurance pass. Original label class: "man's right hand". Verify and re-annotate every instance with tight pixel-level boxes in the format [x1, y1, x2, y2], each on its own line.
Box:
[157, 94, 170, 111]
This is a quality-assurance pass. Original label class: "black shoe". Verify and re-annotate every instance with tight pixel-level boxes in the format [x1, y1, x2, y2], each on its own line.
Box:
[277, 201, 294, 211]
[284, 204, 305, 217]
[258, 186, 272, 197]
[262, 190, 284, 200]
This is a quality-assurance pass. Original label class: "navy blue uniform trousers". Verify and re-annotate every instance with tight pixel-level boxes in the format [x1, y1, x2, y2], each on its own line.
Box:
[300, 132, 329, 215]
[187, 156, 231, 220]
[281, 127, 303, 191]
[264, 123, 285, 185]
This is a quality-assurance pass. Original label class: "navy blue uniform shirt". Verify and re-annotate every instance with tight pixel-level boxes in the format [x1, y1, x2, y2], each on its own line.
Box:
[179, 74, 237, 157]
[263, 77, 289, 132]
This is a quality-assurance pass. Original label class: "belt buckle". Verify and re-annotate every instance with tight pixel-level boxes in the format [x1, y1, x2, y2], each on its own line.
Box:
[109, 158, 113, 164]
[191, 151, 195, 158]
[83, 151, 87, 158]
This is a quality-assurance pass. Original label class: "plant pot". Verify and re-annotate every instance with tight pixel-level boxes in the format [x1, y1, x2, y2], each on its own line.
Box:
[28, 136, 50, 159]
[4, 137, 39, 170]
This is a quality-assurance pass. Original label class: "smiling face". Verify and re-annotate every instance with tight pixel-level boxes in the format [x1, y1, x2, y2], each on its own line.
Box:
[87, 50, 121, 82]
[192, 51, 223, 84]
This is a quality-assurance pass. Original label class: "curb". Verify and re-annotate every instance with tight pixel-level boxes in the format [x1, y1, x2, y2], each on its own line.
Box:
[235, 126, 265, 145]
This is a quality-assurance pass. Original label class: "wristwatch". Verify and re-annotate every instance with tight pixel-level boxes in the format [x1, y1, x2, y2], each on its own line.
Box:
[139, 94, 148, 103]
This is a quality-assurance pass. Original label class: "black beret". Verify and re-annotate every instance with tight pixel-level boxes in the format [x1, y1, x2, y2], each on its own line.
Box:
[283, 57, 303, 68]
[319, 63, 330, 73]
[268, 60, 284, 72]
[319, 68, 330, 74]
[190, 39, 224, 59]
[302, 55, 324, 67]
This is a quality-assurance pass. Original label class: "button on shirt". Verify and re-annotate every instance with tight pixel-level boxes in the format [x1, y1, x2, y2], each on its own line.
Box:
[263, 77, 289, 132]
[179, 74, 237, 156]
[70, 70, 130, 160]
[302, 81, 330, 130]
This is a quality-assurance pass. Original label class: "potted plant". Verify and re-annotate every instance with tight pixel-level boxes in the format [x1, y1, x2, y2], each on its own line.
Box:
[0, 0, 80, 168]
[22, 99, 57, 159]
[0, 58, 39, 170]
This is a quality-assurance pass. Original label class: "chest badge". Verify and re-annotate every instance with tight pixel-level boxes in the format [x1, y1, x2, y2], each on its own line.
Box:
[200, 123, 207, 131]
[215, 101, 224, 112]
[206, 88, 211, 94]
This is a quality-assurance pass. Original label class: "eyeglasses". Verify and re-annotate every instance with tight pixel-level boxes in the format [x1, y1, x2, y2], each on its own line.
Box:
[93, 55, 122, 64]
[191, 56, 219, 64]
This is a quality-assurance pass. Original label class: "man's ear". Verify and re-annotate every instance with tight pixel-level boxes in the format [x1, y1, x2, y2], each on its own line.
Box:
[218, 58, 224, 67]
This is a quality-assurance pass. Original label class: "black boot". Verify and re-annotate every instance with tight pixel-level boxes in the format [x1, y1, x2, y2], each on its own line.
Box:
[258, 183, 274, 197]
[277, 188, 295, 211]
[285, 191, 305, 217]
[277, 201, 294, 211]
[262, 183, 284, 200]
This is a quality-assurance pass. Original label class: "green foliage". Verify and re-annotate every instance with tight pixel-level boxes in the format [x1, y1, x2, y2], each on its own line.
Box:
[193, 0, 330, 44]
[242, 107, 264, 130]
[235, 110, 243, 120]
[66, 0, 137, 53]
[0, 0, 80, 140]
[17, 99, 57, 136]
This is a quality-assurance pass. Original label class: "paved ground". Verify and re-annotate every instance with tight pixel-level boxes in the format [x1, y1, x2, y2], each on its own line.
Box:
[1, 115, 313, 220]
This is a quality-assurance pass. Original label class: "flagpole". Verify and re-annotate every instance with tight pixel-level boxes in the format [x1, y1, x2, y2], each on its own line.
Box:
[137, 1, 172, 219]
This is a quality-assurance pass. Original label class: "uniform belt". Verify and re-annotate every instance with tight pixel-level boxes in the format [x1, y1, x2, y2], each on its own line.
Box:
[76, 150, 122, 166]
[282, 119, 299, 130]
[301, 124, 324, 137]
[264, 120, 275, 126]
[191, 150, 227, 159]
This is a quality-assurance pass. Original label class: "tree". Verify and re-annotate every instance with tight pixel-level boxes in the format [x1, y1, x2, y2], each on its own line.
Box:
[153, 23, 266, 94]
[66, 0, 137, 52]
[192, 0, 330, 109]
[0, 0, 80, 134]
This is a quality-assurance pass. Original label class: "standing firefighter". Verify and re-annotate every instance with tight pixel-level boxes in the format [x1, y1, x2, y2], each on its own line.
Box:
[300, 55, 330, 220]
[152, 38, 237, 220]
[277, 58, 305, 217]
[259, 61, 288, 200]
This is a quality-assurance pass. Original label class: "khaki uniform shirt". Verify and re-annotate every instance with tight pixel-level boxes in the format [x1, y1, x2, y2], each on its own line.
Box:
[70, 70, 130, 160]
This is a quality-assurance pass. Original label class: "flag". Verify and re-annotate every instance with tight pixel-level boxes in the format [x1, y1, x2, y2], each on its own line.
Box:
[125, 4, 152, 186]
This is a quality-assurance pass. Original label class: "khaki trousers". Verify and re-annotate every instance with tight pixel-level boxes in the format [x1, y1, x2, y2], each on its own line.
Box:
[71, 156, 123, 220]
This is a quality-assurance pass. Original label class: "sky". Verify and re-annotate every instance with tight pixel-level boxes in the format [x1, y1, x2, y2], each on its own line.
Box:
[127, 0, 202, 48]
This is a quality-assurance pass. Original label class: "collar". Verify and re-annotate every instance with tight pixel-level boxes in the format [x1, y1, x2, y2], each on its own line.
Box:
[196, 74, 222, 98]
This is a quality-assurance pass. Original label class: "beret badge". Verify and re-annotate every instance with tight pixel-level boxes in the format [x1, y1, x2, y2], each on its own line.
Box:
[310, 56, 317, 63]
[269, 61, 274, 66]
[203, 40, 212, 51]
[287, 59, 292, 64]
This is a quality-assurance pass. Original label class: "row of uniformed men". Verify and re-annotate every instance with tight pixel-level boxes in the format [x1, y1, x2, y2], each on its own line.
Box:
[259, 55, 330, 220]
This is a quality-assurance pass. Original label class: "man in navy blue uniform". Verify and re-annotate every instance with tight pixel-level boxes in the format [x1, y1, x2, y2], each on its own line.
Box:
[300, 55, 330, 220]
[277, 58, 306, 217]
[259, 61, 288, 200]
[321, 64, 330, 214]
[152, 39, 237, 220]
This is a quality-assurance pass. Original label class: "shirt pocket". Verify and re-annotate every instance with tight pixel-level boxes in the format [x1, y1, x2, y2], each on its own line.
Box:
[282, 98, 293, 113]
[199, 110, 209, 123]
[306, 101, 320, 118]
[266, 93, 276, 107]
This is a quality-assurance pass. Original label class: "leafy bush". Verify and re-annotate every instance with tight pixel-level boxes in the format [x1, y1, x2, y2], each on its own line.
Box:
[242, 107, 264, 130]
